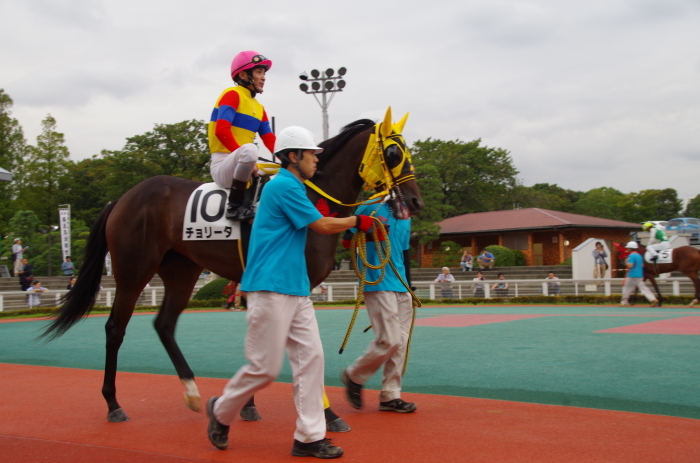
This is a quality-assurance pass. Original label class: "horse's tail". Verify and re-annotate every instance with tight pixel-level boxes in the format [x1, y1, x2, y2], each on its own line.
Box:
[41, 200, 117, 341]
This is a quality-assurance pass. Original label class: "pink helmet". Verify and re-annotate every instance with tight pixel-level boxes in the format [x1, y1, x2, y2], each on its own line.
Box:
[230, 51, 272, 78]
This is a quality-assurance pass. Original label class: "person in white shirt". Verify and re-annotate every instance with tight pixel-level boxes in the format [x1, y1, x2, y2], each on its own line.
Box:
[435, 267, 456, 298]
[26, 281, 47, 308]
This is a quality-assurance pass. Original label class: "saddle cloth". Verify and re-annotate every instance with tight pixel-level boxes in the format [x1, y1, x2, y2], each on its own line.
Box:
[183, 183, 240, 241]
[645, 248, 673, 264]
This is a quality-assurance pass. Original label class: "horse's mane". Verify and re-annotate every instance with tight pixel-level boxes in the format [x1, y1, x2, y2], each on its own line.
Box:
[317, 119, 375, 171]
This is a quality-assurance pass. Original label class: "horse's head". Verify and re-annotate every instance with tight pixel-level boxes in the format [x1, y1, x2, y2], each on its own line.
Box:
[362, 107, 425, 219]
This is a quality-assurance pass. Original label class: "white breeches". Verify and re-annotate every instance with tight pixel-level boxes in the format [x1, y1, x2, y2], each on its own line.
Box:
[647, 241, 670, 257]
[346, 291, 413, 402]
[621, 277, 656, 303]
[210, 144, 259, 188]
[213, 291, 326, 443]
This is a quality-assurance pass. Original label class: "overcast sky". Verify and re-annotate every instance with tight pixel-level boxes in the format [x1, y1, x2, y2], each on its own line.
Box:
[1, 0, 699, 204]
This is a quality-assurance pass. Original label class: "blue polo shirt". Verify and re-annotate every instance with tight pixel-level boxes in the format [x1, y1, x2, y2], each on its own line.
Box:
[354, 202, 410, 293]
[240, 168, 322, 296]
[626, 252, 644, 278]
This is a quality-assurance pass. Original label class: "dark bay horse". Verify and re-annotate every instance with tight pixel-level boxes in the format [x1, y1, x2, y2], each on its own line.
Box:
[42, 115, 424, 422]
[637, 243, 700, 306]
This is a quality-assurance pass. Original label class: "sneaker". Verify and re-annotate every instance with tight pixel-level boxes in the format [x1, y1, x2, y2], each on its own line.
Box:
[379, 398, 417, 413]
[650, 299, 659, 307]
[292, 438, 344, 459]
[206, 397, 229, 450]
[619, 302, 630, 307]
[340, 369, 362, 409]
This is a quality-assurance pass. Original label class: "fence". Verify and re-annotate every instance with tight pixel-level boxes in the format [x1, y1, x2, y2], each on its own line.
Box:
[1, 278, 696, 311]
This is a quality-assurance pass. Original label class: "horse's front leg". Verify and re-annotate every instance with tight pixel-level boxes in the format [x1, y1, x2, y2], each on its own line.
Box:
[688, 275, 700, 307]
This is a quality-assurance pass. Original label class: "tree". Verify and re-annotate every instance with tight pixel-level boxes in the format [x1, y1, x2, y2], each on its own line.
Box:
[0, 89, 26, 229]
[101, 120, 211, 200]
[512, 183, 580, 212]
[410, 138, 519, 216]
[684, 194, 700, 218]
[617, 189, 682, 223]
[572, 187, 624, 219]
[5, 210, 40, 260]
[411, 162, 454, 244]
[17, 115, 71, 227]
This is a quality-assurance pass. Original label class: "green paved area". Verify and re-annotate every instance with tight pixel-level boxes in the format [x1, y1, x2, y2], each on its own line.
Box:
[1, 305, 699, 419]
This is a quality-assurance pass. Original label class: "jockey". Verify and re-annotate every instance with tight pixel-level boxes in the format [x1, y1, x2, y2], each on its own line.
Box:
[642, 222, 669, 262]
[209, 51, 276, 220]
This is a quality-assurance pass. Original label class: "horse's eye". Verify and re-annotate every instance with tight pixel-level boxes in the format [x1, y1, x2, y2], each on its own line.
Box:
[385, 145, 402, 168]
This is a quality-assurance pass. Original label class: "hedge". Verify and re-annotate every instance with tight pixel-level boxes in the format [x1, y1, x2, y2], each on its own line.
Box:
[192, 278, 230, 300]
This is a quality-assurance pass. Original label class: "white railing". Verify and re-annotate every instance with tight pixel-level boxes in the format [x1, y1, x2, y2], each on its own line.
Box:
[0, 278, 696, 311]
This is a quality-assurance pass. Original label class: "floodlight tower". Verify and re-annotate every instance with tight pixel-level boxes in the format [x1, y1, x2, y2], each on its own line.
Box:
[298, 67, 347, 141]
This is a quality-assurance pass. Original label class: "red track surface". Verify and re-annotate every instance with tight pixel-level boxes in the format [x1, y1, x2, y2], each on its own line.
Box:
[2, 364, 699, 462]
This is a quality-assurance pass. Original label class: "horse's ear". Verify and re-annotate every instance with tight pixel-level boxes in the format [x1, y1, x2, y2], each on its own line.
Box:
[396, 113, 409, 133]
[380, 107, 393, 137]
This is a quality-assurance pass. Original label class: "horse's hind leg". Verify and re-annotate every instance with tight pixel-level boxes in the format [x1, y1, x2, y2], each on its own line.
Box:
[103, 290, 140, 422]
[687, 273, 700, 307]
[154, 251, 204, 412]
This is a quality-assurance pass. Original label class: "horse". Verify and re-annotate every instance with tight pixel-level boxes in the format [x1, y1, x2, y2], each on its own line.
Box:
[41, 110, 424, 423]
[636, 243, 700, 307]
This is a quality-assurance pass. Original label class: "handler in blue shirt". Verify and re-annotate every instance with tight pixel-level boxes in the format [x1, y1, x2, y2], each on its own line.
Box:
[620, 241, 658, 307]
[206, 126, 374, 459]
[340, 200, 417, 414]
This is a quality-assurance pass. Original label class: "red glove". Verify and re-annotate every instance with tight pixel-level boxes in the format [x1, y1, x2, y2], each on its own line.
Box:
[315, 198, 338, 217]
[366, 224, 390, 242]
[342, 231, 353, 248]
[355, 215, 374, 232]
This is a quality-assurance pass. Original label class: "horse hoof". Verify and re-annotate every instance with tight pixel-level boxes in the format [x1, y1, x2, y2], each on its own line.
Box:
[107, 408, 130, 422]
[240, 406, 262, 421]
[183, 393, 202, 412]
[326, 417, 351, 433]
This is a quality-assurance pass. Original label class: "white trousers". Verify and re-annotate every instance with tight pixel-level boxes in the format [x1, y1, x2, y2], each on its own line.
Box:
[621, 277, 656, 303]
[647, 241, 670, 258]
[346, 291, 412, 402]
[213, 291, 326, 443]
[13, 258, 22, 276]
[210, 144, 259, 189]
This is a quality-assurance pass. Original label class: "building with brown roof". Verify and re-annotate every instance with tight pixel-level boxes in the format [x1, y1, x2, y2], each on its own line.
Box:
[417, 208, 640, 268]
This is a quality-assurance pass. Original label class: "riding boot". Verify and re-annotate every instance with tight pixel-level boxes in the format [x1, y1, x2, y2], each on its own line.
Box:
[226, 180, 254, 221]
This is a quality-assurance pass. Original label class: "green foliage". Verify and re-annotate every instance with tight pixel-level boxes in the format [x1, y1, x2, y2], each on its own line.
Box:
[430, 240, 463, 268]
[192, 277, 229, 300]
[411, 138, 519, 216]
[16, 115, 71, 227]
[410, 162, 454, 244]
[573, 187, 624, 219]
[512, 183, 580, 212]
[684, 194, 700, 218]
[0, 89, 26, 230]
[484, 245, 517, 267]
[616, 188, 682, 223]
[512, 250, 526, 266]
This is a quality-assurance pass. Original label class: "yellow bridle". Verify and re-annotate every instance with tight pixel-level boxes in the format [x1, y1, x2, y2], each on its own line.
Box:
[303, 107, 413, 207]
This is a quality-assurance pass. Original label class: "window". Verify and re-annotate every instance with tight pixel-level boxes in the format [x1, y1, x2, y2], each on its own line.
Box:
[502, 233, 528, 250]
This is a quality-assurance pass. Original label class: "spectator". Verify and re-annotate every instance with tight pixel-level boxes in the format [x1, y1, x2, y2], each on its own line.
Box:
[472, 271, 486, 298]
[11, 238, 29, 277]
[434, 267, 455, 298]
[546, 271, 560, 296]
[17, 258, 33, 291]
[477, 249, 495, 270]
[61, 256, 75, 276]
[592, 242, 608, 279]
[66, 277, 77, 290]
[491, 273, 509, 298]
[26, 280, 47, 308]
[460, 250, 473, 272]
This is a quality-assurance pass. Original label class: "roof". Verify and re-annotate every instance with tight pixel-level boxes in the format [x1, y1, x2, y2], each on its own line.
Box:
[438, 208, 641, 235]
[0, 167, 11, 182]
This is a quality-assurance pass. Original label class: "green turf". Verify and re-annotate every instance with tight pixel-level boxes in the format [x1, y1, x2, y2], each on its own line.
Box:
[1, 306, 699, 419]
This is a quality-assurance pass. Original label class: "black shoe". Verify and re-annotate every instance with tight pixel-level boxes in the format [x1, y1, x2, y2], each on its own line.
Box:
[239, 405, 261, 421]
[326, 417, 351, 433]
[206, 397, 229, 450]
[379, 398, 417, 413]
[292, 438, 344, 459]
[341, 369, 362, 409]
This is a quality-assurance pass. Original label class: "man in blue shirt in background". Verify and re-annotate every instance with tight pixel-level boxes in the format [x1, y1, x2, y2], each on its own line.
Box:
[206, 126, 375, 459]
[620, 241, 658, 307]
[341, 200, 417, 414]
